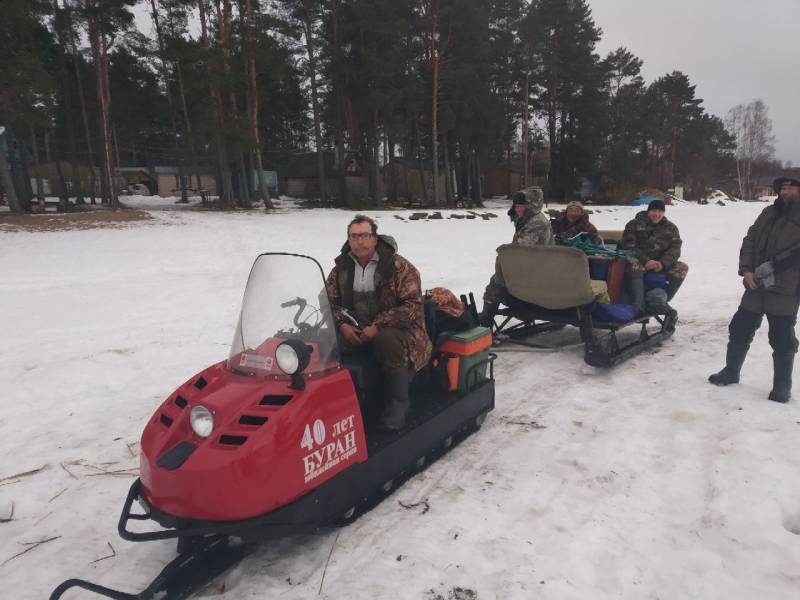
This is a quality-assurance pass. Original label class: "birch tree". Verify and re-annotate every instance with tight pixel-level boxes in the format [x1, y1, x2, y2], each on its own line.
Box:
[726, 99, 775, 200]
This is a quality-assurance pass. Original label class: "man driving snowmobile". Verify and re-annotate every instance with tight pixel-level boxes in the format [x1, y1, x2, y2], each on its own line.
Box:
[326, 215, 432, 431]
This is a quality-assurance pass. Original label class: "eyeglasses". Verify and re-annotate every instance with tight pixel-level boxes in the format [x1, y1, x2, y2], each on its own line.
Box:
[348, 232, 374, 241]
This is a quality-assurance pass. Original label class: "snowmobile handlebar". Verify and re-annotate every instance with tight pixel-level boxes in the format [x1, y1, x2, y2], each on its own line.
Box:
[280, 296, 307, 309]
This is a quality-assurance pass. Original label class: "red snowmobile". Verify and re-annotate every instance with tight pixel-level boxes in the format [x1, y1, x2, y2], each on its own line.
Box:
[51, 253, 495, 600]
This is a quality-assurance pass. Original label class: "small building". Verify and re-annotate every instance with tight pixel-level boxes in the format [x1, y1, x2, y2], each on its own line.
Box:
[116, 166, 218, 196]
[277, 152, 338, 198]
[383, 158, 444, 202]
[35, 161, 103, 196]
[483, 163, 524, 197]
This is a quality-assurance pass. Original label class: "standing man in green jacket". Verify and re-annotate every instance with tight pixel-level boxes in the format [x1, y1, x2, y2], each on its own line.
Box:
[709, 177, 800, 403]
[619, 199, 688, 312]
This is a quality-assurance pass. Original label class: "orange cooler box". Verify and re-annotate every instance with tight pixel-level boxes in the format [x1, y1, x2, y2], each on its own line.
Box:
[437, 327, 492, 392]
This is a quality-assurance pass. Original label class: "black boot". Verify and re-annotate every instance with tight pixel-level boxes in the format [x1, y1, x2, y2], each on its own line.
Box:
[378, 368, 411, 431]
[708, 342, 749, 385]
[666, 276, 684, 301]
[768, 352, 794, 403]
[625, 273, 645, 313]
[478, 301, 499, 328]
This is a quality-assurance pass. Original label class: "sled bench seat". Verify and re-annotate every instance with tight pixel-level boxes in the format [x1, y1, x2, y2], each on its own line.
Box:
[497, 243, 607, 310]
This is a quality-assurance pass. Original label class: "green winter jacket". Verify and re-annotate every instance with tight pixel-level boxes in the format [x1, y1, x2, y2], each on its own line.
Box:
[739, 197, 800, 316]
[620, 211, 682, 269]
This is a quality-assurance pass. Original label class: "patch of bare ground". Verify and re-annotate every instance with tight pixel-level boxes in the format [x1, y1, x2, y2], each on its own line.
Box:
[0, 208, 152, 232]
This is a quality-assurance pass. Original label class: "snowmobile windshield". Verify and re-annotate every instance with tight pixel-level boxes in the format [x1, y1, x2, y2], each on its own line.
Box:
[228, 253, 340, 378]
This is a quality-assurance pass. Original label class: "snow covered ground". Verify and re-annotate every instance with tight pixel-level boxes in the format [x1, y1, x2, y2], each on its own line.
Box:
[2, 200, 799, 600]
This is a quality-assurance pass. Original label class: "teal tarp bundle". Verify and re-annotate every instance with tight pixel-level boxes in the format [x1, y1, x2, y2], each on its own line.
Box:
[560, 232, 635, 258]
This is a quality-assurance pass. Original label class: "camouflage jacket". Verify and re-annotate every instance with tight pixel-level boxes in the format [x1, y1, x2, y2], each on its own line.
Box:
[620, 211, 682, 269]
[508, 187, 553, 247]
[326, 236, 432, 371]
[551, 212, 599, 241]
[739, 197, 800, 315]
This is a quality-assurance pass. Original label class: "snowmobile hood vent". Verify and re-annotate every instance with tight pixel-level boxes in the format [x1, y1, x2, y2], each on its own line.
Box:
[260, 394, 292, 406]
[174, 395, 187, 408]
[159, 414, 173, 428]
[218, 435, 247, 446]
[194, 377, 208, 390]
[238, 415, 268, 426]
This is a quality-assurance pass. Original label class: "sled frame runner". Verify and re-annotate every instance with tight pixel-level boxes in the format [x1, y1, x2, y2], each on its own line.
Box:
[480, 244, 677, 367]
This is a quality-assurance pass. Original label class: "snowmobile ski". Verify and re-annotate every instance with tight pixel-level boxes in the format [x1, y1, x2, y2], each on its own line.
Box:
[49, 535, 252, 600]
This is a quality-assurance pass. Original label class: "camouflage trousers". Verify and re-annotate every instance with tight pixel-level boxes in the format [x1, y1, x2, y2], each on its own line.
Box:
[627, 258, 689, 280]
[483, 256, 508, 305]
[340, 326, 410, 371]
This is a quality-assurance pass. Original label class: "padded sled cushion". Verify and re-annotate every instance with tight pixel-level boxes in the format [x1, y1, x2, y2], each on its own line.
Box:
[497, 244, 597, 310]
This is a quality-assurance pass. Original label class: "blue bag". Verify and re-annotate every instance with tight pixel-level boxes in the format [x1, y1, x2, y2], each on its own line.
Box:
[644, 272, 667, 290]
[592, 303, 641, 322]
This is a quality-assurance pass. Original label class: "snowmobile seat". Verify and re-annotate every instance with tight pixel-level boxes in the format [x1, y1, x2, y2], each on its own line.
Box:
[490, 243, 677, 366]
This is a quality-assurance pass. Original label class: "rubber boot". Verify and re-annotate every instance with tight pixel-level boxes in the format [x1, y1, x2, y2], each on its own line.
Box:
[478, 300, 499, 328]
[666, 276, 684, 301]
[378, 368, 411, 431]
[708, 342, 749, 385]
[768, 352, 794, 403]
[625, 272, 645, 313]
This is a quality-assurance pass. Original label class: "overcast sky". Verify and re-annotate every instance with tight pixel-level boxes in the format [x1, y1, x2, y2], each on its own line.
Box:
[133, 0, 798, 164]
[589, 0, 799, 165]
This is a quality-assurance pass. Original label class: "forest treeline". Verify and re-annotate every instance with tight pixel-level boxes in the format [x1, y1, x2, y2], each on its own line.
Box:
[0, 0, 783, 212]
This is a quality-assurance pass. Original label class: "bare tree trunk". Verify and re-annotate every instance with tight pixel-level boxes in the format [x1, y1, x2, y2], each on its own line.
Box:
[302, 4, 326, 205]
[150, 0, 186, 201]
[414, 119, 428, 205]
[244, 0, 272, 209]
[53, 0, 82, 206]
[331, 0, 347, 206]
[30, 129, 45, 202]
[442, 127, 452, 204]
[0, 129, 23, 212]
[522, 71, 529, 187]
[86, 4, 116, 207]
[199, 0, 233, 207]
[217, 0, 250, 208]
[430, 0, 440, 205]
[68, 10, 95, 203]
[175, 62, 202, 193]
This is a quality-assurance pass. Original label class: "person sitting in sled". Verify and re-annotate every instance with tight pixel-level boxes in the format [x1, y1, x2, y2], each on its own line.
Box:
[708, 177, 800, 403]
[326, 215, 432, 431]
[618, 199, 688, 313]
[551, 200, 599, 242]
[478, 186, 554, 326]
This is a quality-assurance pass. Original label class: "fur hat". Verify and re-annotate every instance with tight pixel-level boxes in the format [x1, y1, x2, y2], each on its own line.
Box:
[773, 177, 800, 193]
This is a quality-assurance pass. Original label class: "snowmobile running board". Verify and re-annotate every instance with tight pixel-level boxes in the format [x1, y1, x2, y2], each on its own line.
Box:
[49, 535, 252, 600]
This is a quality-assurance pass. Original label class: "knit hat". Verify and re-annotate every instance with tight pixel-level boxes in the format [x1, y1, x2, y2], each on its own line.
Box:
[647, 199, 666, 212]
[773, 177, 800, 193]
[566, 200, 584, 211]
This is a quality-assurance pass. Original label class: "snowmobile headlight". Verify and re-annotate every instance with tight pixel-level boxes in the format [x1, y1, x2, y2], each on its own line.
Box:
[275, 340, 312, 375]
[189, 405, 214, 438]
